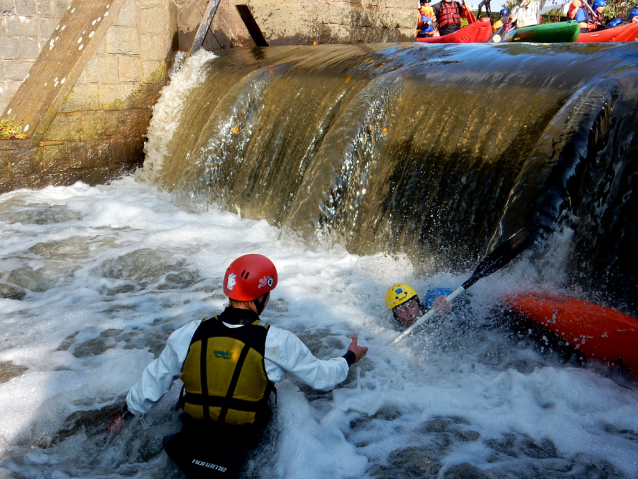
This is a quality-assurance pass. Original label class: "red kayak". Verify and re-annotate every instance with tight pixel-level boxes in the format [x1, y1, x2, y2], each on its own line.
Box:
[577, 23, 638, 42]
[504, 291, 638, 378]
[416, 18, 492, 44]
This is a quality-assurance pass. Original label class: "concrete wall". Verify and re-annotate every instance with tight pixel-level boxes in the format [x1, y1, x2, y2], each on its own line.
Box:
[245, 0, 416, 45]
[0, 0, 417, 194]
[173, 0, 416, 50]
[0, 0, 70, 114]
[0, 0, 174, 192]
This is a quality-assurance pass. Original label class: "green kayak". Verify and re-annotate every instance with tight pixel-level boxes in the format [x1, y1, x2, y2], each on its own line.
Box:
[497, 21, 580, 43]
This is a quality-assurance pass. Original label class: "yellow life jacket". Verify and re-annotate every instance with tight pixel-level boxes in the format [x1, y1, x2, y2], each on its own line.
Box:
[180, 316, 273, 426]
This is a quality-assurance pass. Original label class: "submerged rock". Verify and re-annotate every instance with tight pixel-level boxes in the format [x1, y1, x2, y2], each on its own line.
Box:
[0, 282, 26, 300]
[0, 360, 28, 383]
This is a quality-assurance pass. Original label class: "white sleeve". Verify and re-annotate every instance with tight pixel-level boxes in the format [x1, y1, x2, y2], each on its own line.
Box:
[264, 326, 349, 391]
[126, 320, 200, 416]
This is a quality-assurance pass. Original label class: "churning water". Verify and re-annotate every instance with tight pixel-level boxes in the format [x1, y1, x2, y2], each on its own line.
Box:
[1, 45, 638, 478]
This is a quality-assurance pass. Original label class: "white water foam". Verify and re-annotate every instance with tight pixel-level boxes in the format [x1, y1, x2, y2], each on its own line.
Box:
[141, 49, 218, 183]
[0, 178, 637, 478]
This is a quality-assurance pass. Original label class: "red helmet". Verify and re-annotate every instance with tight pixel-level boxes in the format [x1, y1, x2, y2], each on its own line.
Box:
[223, 254, 278, 301]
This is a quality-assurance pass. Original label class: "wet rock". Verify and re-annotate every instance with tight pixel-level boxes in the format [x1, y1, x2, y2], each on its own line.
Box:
[57, 331, 79, 351]
[454, 430, 481, 442]
[100, 248, 187, 283]
[417, 416, 479, 443]
[157, 270, 199, 290]
[521, 437, 560, 459]
[72, 337, 116, 358]
[0, 360, 28, 383]
[7, 264, 79, 293]
[0, 204, 81, 225]
[53, 403, 122, 445]
[372, 407, 403, 422]
[486, 432, 519, 458]
[104, 283, 138, 295]
[569, 454, 630, 479]
[602, 423, 638, 443]
[100, 328, 123, 338]
[121, 328, 172, 357]
[419, 416, 471, 433]
[490, 460, 573, 479]
[0, 282, 26, 300]
[268, 297, 289, 312]
[29, 236, 113, 260]
[486, 432, 561, 461]
[444, 463, 490, 479]
[370, 446, 441, 478]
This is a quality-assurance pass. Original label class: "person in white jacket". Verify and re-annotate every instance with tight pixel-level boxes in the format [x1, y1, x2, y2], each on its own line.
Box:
[511, 0, 548, 27]
[110, 254, 368, 478]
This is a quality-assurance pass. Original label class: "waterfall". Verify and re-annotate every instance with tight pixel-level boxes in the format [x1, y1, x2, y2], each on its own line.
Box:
[143, 43, 638, 311]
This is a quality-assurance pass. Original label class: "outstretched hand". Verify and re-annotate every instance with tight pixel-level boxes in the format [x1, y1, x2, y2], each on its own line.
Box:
[432, 295, 452, 315]
[348, 333, 368, 363]
[107, 407, 133, 434]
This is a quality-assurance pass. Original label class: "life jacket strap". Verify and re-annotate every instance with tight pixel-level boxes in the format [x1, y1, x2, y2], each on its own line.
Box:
[183, 392, 264, 412]
[218, 342, 250, 423]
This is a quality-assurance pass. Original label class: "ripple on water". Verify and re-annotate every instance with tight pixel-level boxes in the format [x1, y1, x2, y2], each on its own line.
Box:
[0, 202, 81, 225]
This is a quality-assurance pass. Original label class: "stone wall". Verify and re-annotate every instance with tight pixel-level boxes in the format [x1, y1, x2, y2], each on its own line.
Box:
[0, 0, 174, 192]
[30, 0, 173, 187]
[245, 0, 416, 45]
[0, 0, 69, 113]
[173, 0, 416, 50]
[1, 0, 418, 194]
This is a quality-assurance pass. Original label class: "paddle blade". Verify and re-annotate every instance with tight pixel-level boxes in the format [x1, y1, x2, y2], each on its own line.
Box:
[464, 0, 476, 24]
[462, 229, 531, 290]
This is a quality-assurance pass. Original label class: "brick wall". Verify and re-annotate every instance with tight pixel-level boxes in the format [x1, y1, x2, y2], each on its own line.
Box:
[0, 0, 174, 193]
[0, 0, 69, 113]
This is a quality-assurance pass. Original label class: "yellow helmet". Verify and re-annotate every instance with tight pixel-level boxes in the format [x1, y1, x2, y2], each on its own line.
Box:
[385, 283, 418, 310]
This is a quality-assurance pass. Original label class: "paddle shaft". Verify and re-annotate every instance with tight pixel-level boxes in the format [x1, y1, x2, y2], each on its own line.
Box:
[582, 0, 602, 25]
[389, 229, 531, 345]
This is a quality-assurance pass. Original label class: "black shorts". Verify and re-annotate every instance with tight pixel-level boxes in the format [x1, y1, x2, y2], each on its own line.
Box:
[163, 412, 272, 478]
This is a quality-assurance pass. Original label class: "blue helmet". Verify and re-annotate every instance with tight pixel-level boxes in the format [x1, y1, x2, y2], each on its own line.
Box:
[629, 8, 638, 19]
[592, 0, 606, 9]
[499, 8, 509, 15]
[607, 18, 621, 27]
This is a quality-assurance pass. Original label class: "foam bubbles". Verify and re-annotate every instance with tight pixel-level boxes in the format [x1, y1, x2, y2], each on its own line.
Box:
[0, 179, 637, 478]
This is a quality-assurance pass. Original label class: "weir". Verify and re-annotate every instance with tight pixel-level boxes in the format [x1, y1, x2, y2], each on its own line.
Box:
[145, 42, 638, 313]
[2, 41, 638, 479]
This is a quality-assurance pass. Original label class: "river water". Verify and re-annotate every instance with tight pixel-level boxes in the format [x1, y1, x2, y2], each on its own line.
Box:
[0, 45, 637, 478]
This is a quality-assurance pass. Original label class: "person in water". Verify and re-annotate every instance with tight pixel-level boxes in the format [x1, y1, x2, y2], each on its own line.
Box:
[110, 254, 368, 478]
[417, 0, 437, 38]
[432, 0, 472, 36]
[385, 283, 453, 326]
[568, 0, 605, 32]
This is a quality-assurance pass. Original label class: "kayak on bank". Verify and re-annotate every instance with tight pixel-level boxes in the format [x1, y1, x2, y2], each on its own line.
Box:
[417, 19, 637, 44]
[577, 22, 638, 42]
[495, 20, 580, 43]
[504, 291, 638, 379]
